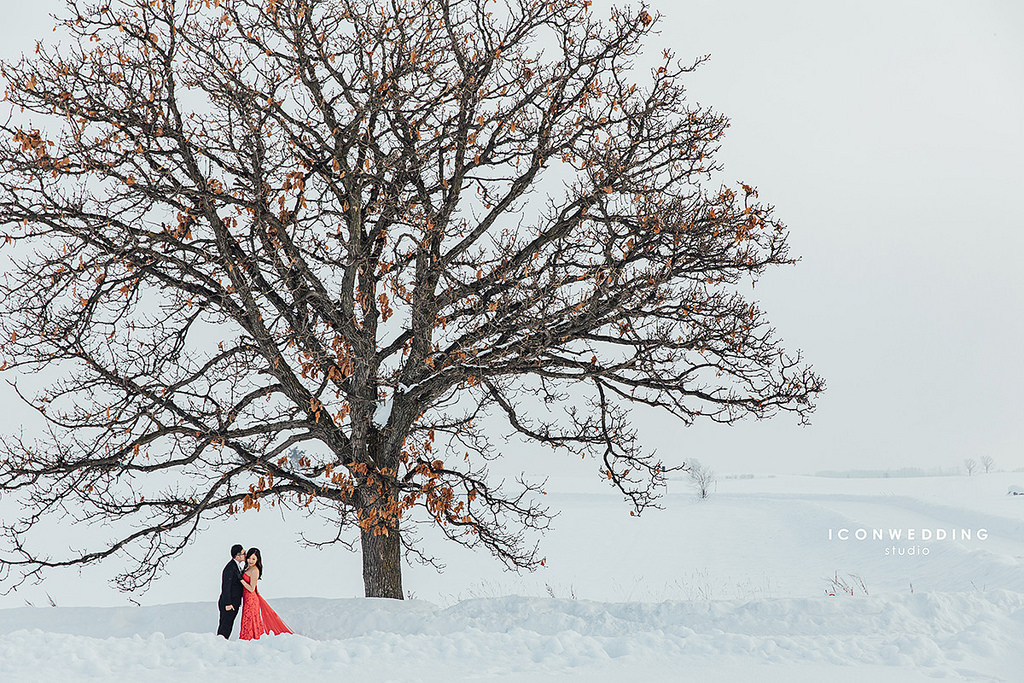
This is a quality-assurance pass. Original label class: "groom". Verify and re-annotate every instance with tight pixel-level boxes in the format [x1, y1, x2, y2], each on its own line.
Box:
[217, 544, 246, 639]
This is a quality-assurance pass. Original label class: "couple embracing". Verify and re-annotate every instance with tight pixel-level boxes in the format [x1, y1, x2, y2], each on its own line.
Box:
[217, 544, 293, 640]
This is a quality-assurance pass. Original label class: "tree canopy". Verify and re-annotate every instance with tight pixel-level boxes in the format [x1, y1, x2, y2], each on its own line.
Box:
[0, 0, 823, 599]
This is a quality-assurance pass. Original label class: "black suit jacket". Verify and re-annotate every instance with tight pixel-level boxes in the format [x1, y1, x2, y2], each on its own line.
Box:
[218, 560, 243, 609]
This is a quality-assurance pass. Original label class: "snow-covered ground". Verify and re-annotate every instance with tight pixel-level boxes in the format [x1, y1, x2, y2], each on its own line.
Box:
[3, 472, 1024, 681]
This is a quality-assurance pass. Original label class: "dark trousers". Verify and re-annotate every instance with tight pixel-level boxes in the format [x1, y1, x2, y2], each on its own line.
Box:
[217, 604, 239, 638]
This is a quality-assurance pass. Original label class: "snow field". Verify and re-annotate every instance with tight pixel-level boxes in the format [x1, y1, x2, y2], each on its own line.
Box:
[3, 473, 1024, 680]
[3, 591, 1024, 681]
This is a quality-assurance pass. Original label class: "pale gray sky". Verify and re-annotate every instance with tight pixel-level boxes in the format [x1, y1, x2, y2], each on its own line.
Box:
[652, 0, 1024, 474]
[2, 0, 1022, 479]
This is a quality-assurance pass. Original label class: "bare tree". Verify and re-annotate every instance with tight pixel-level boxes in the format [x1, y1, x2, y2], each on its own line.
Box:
[688, 459, 715, 500]
[0, 0, 823, 599]
[980, 455, 994, 474]
[964, 458, 977, 476]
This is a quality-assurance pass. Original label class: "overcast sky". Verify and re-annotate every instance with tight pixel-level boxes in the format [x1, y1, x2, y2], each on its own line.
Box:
[2, 0, 1022, 479]
[659, 0, 1024, 474]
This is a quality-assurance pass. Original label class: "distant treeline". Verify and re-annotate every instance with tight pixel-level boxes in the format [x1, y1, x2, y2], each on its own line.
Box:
[815, 468, 957, 479]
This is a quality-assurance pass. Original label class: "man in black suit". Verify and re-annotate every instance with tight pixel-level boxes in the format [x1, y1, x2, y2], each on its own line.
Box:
[217, 544, 246, 638]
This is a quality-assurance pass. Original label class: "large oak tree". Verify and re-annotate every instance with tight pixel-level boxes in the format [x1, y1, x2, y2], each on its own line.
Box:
[0, 0, 823, 599]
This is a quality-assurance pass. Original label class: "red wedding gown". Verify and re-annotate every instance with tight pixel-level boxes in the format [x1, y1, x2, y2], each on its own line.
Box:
[239, 572, 293, 640]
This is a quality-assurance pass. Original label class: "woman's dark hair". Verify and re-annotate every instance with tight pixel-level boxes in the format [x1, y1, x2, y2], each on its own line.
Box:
[245, 547, 264, 576]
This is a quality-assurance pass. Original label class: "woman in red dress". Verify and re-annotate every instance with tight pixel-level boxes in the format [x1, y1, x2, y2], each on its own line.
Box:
[238, 547, 293, 640]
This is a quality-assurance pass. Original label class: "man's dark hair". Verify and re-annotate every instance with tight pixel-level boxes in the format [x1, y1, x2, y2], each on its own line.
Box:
[230, 544, 244, 557]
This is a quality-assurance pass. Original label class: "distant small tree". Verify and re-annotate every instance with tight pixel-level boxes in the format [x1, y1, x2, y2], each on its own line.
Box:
[964, 458, 977, 476]
[980, 455, 994, 474]
[0, 0, 823, 599]
[688, 459, 715, 500]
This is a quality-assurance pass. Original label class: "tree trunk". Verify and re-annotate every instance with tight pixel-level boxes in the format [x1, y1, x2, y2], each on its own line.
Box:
[360, 519, 404, 599]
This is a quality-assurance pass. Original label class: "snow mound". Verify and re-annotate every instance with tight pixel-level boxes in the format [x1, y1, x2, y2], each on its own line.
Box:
[3, 592, 1024, 682]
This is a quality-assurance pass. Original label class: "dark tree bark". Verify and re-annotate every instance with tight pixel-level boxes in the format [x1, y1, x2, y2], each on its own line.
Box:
[0, 0, 823, 599]
[360, 514, 404, 599]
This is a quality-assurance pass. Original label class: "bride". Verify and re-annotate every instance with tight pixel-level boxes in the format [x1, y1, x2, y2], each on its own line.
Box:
[238, 547, 293, 640]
